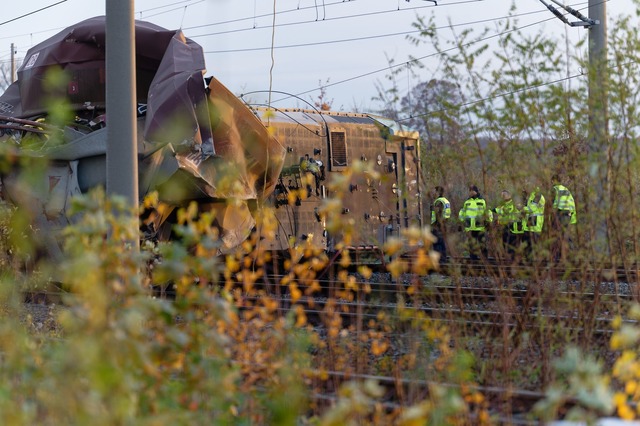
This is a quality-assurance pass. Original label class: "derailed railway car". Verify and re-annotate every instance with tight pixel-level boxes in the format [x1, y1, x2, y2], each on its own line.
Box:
[253, 107, 423, 263]
[0, 17, 285, 259]
[0, 16, 423, 265]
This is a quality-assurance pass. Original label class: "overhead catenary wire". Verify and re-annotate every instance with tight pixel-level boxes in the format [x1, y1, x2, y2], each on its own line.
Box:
[539, 0, 596, 27]
[3, 0, 540, 106]
[261, 0, 278, 213]
[1, 0, 576, 64]
[0, 0, 605, 114]
[396, 55, 638, 123]
[181, 0, 446, 33]
[202, 8, 553, 54]
[137, 0, 202, 17]
[195, 0, 599, 108]
[0, 0, 437, 58]
[270, 10, 569, 104]
[0, 0, 600, 55]
[188, 0, 482, 39]
[0, 0, 207, 42]
[399, 72, 584, 122]
[138, 0, 206, 20]
[0, 0, 568, 86]
[0, 0, 67, 27]
[279, 0, 603, 105]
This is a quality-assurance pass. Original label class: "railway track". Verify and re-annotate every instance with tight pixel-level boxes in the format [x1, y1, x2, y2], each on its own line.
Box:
[231, 268, 636, 348]
[27, 264, 637, 339]
[240, 291, 622, 339]
[434, 257, 640, 283]
[229, 269, 633, 422]
[24, 266, 634, 423]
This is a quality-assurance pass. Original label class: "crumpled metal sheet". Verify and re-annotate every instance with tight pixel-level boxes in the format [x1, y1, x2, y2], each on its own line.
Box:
[0, 16, 284, 201]
[0, 16, 285, 252]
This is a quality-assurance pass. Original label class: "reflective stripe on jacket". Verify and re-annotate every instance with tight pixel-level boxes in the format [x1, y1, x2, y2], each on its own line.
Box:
[523, 191, 545, 233]
[553, 184, 577, 224]
[495, 199, 524, 234]
[458, 197, 492, 232]
[431, 197, 451, 224]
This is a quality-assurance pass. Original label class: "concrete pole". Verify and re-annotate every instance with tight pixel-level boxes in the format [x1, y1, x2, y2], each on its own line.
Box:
[588, 0, 607, 153]
[106, 0, 139, 245]
[588, 0, 607, 251]
[106, 0, 138, 205]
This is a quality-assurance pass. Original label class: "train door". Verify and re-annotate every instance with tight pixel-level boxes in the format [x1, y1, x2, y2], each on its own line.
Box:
[263, 118, 328, 252]
[377, 151, 400, 245]
[400, 138, 422, 228]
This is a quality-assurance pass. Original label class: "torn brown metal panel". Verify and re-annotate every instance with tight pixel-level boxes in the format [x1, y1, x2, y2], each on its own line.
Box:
[0, 16, 285, 255]
[207, 77, 285, 201]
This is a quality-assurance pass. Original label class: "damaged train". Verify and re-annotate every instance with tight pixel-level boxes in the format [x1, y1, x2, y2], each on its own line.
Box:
[251, 107, 423, 261]
[0, 17, 423, 264]
[0, 17, 285, 259]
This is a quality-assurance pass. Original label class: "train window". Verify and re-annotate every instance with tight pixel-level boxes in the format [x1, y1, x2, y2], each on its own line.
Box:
[330, 131, 348, 170]
[387, 157, 396, 173]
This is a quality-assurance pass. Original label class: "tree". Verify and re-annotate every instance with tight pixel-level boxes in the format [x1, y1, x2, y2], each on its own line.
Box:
[0, 61, 15, 93]
[311, 78, 335, 111]
[377, 2, 640, 264]
[400, 79, 463, 149]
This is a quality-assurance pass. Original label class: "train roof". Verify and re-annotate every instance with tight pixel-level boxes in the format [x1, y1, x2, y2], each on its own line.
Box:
[250, 107, 419, 139]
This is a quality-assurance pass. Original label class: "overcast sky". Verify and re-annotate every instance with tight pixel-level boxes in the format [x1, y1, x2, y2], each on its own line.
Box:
[0, 0, 637, 112]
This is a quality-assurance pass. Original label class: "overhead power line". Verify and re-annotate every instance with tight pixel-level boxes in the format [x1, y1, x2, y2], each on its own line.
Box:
[398, 72, 584, 122]
[197, 0, 592, 104]
[272, 9, 570, 104]
[0, 26, 64, 42]
[242, 0, 598, 105]
[3, 1, 585, 106]
[182, 0, 442, 32]
[203, 8, 550, 54]
[189, 0, 488, 39]
[0, 0, 601, 114]
[0, 1, 67, 27]
[539, 0, 596, 27]
[0, 0, 432, 45]
[396, 53, 634, 124]
[139, 0, 205, 20]
[0, 0, 493, 53]
[0, 0, 204, 42]
[138, 0, 200, 15]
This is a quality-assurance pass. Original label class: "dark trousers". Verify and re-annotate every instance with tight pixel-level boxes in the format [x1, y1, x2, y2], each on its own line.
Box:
[432, 225, 447, 263]
[552, 211, 573, 262]
[522, 231, 541, 261]
[467, 230, 486, 261]
[501, 227, 523, 261]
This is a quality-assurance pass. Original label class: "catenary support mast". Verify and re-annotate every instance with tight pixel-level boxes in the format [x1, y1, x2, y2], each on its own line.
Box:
[588, 0, 607, 249]
[588, 0, 607, 154]
[540, 0, 607, 248]
[106, 0, 139, 248]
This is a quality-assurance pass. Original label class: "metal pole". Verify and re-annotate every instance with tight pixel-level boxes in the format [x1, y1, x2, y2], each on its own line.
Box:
[106, 0, 139, 246]
[106, 3, 138, 208]
[588, 0, 607, 250]
[588, 0, 607, 153]
[10, 43, 15, 83]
